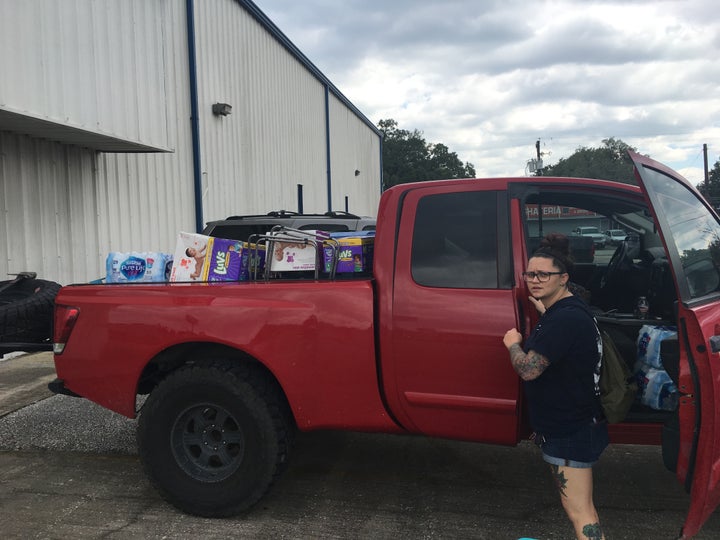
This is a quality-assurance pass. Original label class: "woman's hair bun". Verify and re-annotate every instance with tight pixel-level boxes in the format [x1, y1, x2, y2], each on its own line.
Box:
[534, 232, 575, 273]
[539, 232, 570, 256]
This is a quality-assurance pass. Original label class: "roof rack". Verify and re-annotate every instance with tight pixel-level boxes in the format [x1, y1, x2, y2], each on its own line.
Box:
[323, 211, 360, 218]
[266, 210, 300, 217]
[222, 210, 361, 221]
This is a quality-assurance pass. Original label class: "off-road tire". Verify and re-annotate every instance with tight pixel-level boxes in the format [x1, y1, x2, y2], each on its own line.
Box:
[137, 359, 293, 517]
[0, 277, 61, 343]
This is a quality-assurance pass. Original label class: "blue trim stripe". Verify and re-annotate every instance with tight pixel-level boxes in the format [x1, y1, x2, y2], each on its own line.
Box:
[185, 0, 204, 232]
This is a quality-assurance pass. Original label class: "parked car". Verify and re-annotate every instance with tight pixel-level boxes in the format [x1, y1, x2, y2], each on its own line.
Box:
[571, 226, 606, 248]
[202, 210, 376, 241]
[604, 228, 628, 246]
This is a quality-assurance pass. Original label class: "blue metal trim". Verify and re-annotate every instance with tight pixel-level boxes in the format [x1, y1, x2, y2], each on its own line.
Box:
[324, 84, 332, 211]
[186, 0, 204, 233]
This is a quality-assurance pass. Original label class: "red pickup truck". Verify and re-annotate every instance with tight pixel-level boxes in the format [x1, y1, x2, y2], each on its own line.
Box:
[51, 152, 720, 538]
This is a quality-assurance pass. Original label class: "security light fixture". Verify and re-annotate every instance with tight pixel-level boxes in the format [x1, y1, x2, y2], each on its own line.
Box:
[212, 103, 232, 116]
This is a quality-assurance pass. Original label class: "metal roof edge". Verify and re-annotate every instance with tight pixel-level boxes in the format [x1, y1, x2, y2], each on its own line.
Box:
[0, 108, 172, 153]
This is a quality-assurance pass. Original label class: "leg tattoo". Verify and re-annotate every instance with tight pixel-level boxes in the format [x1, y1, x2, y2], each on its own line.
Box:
[549, 464, 568, 497]
[582, 522, 603, 539]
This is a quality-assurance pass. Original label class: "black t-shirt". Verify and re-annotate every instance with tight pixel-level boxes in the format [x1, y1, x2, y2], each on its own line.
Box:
[523, 295, 602, 436]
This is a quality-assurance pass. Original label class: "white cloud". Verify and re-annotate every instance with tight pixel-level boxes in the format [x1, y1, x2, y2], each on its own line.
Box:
[256, 0, 720, 179]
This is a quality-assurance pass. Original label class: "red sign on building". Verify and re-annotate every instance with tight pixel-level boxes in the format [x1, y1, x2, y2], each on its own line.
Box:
[525, 205, 599, 220]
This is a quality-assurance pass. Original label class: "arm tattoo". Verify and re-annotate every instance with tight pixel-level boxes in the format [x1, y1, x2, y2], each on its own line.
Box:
[509, 344, 550, 380]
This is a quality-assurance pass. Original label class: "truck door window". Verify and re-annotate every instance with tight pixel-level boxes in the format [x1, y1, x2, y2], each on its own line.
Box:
[643, 169, 720, 300]
[411, 191, 498, 289]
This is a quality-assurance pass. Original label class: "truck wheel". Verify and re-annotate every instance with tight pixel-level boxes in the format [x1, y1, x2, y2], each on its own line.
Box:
[137, 359, 293, 517]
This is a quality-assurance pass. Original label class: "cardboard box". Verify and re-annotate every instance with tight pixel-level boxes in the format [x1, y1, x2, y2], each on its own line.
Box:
[206, 238, 266, 281]
[267, 230, 326, 272]
[323, 232, 375, 273]
[238, 243, 266, 280]
[169, 233, 265, 282]
[169, 232, 212, 282]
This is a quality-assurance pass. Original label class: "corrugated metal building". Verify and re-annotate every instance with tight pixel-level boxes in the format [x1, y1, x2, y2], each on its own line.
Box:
[0, 0, 382, 285]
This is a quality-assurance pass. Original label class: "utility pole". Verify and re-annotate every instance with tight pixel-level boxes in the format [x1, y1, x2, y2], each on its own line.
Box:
[526, 140, 544, 176]
[704, 143, 709, 191]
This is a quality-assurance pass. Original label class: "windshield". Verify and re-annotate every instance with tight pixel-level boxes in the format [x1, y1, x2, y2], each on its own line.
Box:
[641, 167, 720, 300]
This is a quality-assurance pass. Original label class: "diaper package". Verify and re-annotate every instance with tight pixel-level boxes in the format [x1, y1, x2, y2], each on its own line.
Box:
[106, 252, 170, 283]
[322, 231, 375, 273]
[169, 232, 212, 282]
[169, 232, 265, 282]
[205, 237, 266, 281]
[238, 243, 266, 280]
[267, 230, 328, 272]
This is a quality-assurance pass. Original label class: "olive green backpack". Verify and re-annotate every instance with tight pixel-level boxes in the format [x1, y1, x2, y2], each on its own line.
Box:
[599, 330, 638, 423]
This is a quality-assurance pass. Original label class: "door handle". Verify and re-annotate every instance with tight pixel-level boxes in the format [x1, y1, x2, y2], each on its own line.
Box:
[709, 335, 720, 353]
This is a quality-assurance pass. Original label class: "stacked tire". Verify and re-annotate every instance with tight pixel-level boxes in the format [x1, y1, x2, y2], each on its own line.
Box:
[0, 275, 61, 344]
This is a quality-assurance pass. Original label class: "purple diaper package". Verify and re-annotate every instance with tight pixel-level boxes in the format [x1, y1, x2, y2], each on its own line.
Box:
[323, 231, 375, 273]
[205, 238, 266, 281]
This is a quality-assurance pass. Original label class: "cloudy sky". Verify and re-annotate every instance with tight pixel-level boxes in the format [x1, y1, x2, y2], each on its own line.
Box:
[254, 0, 720, 184]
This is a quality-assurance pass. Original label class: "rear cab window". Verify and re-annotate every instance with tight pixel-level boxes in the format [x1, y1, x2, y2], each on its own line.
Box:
[410, 191, 501, 289]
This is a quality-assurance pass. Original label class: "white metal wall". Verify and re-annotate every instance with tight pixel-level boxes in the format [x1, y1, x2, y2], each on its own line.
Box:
[0, 0, 170, 149]
[1, 0, 195, 285]
[0, 0, 381, 286]
[328, 94, 382, 216]
[93, 0, 196, 263]
[194, 0, 329, 220]
[0, 132, 100, 283]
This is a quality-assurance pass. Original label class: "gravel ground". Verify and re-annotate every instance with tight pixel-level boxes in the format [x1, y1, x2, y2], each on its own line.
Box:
[0, 394, 138, 454]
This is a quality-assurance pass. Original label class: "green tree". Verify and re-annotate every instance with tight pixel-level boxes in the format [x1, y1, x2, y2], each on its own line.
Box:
[697, 157, 720, 206]
[378, 119, 475, 190]
[543, 137, 638, 184]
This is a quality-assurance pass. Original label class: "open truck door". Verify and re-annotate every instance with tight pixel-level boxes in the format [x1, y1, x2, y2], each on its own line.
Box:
[630, 151, 720, 538]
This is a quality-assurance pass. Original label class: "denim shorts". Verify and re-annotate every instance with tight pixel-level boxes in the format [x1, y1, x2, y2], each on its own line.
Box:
[536, 420, 609, 468]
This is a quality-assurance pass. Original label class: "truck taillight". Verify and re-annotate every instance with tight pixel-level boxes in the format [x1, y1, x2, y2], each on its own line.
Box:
[53, 305, 80, 354]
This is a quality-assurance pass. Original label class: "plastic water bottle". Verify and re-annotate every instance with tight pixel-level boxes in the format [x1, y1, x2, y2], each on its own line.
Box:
[635, 296, 649, 319]
[639, 367, 678, 411]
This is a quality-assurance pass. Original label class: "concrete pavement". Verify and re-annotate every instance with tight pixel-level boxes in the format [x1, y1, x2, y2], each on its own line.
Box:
[0, 351, 56, 417]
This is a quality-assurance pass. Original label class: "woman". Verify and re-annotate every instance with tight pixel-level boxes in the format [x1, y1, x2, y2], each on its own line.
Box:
[503, 234, 607, 540]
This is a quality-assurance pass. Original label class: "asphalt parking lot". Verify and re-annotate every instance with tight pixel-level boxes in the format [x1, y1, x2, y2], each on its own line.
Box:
[2, 352, 720, 539]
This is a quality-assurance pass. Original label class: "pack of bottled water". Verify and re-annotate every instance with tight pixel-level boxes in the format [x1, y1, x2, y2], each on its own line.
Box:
[106, 252, 171, 283]
[636, 324, 677, 369]
[635, 363, 678, 411]
[634, 324, 679, 411]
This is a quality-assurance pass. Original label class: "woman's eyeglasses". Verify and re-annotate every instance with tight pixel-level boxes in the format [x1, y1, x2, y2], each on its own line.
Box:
[522, 271, 565, 282]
